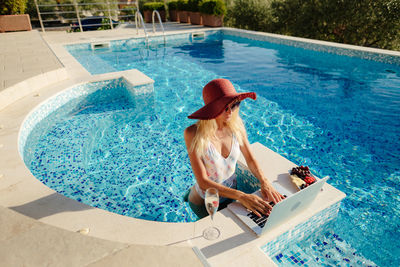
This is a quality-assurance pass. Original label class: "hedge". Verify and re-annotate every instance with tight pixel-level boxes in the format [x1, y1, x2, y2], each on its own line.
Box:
[199, 0, 226, 16]
[143, 2, 165, 11]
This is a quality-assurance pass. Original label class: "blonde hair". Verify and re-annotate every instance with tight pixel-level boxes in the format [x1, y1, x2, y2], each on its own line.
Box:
[190, 109, 247, 157]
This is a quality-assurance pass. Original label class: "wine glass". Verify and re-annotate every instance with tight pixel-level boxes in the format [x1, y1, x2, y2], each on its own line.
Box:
[203, 188, 220, 240]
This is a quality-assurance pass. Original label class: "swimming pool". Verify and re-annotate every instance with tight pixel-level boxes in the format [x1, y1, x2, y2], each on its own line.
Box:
[23, 30, 399, 266]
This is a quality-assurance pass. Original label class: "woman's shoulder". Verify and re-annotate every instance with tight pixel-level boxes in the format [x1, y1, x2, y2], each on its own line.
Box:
[184, 124, 198, 140]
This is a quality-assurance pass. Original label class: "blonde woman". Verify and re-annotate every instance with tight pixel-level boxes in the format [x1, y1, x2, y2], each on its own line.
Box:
[184, 79, 284, 219]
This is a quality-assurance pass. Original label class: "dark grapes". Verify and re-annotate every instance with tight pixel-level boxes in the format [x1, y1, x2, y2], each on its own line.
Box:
[290, 165, 310, 179]
[290, 166, 316, 186]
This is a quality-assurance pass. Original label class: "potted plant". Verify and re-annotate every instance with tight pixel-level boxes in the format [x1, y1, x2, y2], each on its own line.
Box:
[0, 0, 32, 32]
[199, 0, 226, 27]
[188, 0, 202, 25]
[142, 2, 166, 23]
[177, 0, 189, 23]
[168, 1, 179, 22]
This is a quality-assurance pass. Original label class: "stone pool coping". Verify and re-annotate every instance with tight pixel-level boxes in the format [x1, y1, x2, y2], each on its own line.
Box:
[1, 25, 397, 265]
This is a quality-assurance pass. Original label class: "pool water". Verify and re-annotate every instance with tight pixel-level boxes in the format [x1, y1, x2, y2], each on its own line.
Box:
[24, 31, 399, 266]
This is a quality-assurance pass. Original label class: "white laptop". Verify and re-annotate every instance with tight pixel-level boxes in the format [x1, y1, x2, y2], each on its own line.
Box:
[227, 176, 329, 236]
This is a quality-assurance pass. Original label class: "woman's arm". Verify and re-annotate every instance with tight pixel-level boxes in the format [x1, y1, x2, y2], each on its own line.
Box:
[240, 136, 285, 204]
[184, 125, 272, 216]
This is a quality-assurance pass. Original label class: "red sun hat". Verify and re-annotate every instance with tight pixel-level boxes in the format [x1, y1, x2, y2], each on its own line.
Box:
[188, 79, 257, 120]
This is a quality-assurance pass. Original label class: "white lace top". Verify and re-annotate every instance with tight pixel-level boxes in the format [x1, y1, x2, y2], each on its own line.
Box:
[195, 134, 241, 199]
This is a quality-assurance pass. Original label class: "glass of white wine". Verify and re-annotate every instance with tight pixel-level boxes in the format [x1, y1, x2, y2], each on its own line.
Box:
[203, 188, 220, 240]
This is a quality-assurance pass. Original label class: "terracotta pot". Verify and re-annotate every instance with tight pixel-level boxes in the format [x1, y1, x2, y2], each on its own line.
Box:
[0, 14, 32, 33]
[178, 11, 189, 23]
[189, 12, 202, 25]
[143, 10, 152, 23]
[145, 10, 166, 23]
[157, 10, 166, 22]
[169, 10, 178, 21]
[201, 14, 223, 27]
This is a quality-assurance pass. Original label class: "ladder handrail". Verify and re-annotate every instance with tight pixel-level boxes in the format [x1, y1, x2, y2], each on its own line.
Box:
[152, 10, 166, 44]
[135, 11, 149, 47]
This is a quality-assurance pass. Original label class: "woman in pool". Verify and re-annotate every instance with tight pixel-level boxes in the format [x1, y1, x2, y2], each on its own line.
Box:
[184, 78, 284, 218]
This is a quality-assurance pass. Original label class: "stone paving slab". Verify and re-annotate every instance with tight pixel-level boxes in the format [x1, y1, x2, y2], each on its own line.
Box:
[88, 245, 203, 267]
[0, 206, 203, 267]
[0, 30, 63, 90]
[0, 30, 68, 110]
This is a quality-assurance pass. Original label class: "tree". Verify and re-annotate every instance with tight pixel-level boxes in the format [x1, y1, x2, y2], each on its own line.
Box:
[270, 0, 400, 50]
[1, 0, 28, 15]
[226, 0, 273, 31]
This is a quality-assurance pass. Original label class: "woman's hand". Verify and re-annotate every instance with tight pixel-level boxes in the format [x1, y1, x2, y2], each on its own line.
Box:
[260, 182, 285, 204]
[238, 193, 273, 217]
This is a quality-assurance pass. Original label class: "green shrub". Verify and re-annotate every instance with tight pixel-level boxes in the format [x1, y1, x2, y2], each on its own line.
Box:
[0, 0, 27, 15]
[168, 1, 179, 10]
[188, 0, 202, 12]
[227, 0, 272, 31]
[199, 0, 226, 16]
[226, 0, 400, 51]
[270, 0, 400, 50]
[177, 0, 189, 11]
[143, 2, 165, 11]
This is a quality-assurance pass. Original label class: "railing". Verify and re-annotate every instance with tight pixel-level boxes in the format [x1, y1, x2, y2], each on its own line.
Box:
[135, 11, 148, 47]
[33, 0, 139, 32]
[152, 10, 166, 44]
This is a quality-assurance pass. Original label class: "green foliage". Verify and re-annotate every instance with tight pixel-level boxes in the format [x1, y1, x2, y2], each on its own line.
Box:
[177, 0, 188, 11]
[199, 0, 226, 15]
[226, 0, 400, 51]
[121, 6, 136, 18]
[0, 0, 28, 15]
[269, 0, 400, 50]
[98, 17, 115, 30]
[143, 2, 165, 11]
[188, 0, 202, 12]
[227, 0, 272, 31]
[168, 1, 179, 10]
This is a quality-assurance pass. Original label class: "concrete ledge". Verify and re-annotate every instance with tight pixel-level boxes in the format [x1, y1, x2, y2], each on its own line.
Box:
[186, 142, 345, 266]
[0, 67, 67, 111]
[0, 206, 203, 267]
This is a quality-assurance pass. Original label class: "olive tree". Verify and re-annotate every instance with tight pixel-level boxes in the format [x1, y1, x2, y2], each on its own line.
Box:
[270, 0, 400, 50]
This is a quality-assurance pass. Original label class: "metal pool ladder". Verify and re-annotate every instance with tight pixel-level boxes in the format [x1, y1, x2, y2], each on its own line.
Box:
[135, 11, 149, 47]
[152, 10, 166, 45]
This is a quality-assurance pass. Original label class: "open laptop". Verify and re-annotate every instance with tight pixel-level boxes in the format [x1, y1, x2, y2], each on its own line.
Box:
[227, 176, 329, 236]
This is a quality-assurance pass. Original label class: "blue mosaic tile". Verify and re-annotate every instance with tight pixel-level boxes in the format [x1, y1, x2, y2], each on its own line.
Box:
[223, 29, 400, 65]
[260, 202, 341, 257]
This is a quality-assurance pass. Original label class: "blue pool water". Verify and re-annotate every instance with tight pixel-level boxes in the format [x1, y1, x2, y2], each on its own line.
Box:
[23, 31, 399, 266]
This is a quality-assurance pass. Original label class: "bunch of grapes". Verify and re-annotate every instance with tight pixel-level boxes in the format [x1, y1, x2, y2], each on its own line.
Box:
[290, 166, 316, 186]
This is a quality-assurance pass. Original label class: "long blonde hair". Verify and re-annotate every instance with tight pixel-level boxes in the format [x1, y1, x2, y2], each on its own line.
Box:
[190, 109, 247, 157]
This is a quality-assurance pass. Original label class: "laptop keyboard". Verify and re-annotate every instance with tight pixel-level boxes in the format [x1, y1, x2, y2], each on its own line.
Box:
[246, 201, 275, 228]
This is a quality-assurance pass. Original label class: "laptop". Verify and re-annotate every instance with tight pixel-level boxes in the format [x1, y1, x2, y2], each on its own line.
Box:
[227, 176, 329, 236]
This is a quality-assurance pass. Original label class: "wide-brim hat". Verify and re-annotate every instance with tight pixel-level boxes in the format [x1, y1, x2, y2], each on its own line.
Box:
[188, 79, 256, 120]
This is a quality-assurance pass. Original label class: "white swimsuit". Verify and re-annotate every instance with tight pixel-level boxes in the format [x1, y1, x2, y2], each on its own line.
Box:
[195, 134, 241, 199]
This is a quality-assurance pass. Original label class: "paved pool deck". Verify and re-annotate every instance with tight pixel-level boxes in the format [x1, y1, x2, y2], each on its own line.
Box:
[0, 22, 209, 267]
[0, 22, 364, 266]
